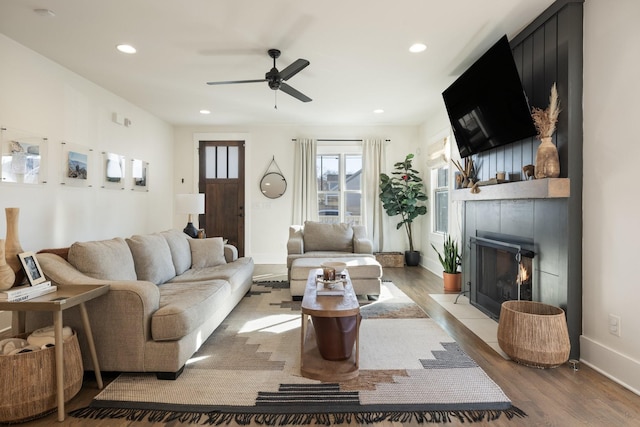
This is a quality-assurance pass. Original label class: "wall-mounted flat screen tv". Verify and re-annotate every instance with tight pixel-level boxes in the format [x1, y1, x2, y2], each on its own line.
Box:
[442, 35, 537, 158]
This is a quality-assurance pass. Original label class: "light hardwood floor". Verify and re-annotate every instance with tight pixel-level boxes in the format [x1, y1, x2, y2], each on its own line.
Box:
[12, 265, 640, 426]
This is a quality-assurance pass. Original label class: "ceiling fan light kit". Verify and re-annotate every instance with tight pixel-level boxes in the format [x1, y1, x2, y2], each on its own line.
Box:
[206, 48, 311, 103]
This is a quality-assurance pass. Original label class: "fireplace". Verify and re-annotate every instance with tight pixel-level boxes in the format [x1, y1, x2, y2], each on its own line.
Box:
[470, 233, 535, 319]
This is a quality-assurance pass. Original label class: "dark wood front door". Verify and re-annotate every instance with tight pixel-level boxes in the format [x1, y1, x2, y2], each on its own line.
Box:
[198, 140, 245, 256]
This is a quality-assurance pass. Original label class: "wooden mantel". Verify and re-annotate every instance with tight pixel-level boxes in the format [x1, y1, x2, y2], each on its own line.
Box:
[451, 178, 570, 202]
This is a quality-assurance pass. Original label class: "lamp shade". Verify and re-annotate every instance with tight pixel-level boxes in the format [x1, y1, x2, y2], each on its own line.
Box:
[175, 193, 205, 215]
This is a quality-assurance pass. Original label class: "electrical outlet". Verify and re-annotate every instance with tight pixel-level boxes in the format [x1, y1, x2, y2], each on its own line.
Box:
[608, 314, 621, 337]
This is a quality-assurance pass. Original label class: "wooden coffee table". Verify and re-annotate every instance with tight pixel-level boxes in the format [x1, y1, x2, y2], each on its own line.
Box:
[300, 269, 360, 381]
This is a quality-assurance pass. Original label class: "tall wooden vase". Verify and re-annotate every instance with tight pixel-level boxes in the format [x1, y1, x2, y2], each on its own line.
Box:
[534, 137, 560, 179]
[5, 207, 24, 286]
[0, 239, 16, 290]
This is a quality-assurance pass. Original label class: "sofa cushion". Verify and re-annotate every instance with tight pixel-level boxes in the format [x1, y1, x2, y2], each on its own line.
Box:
[68, 237, 137, 281]
[152, 280, 230, 341]
[126, 234, 176, 285]
[303, 221, 354, 252]
[159, 229, 192, 275]
[189, 237, 227, 269]
[169, 256, 254, 292]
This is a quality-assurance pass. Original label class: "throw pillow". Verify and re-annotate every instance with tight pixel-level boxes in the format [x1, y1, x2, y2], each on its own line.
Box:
[303, 221, 354, 252]
[189, 237, 227, 269]
[68, 237, 137, 281]
[159, 229, 192, 275]
[126, 234, 176, 285]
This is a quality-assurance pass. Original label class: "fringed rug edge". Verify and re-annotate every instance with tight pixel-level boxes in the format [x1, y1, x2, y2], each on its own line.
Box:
[69, 404, 527, 425]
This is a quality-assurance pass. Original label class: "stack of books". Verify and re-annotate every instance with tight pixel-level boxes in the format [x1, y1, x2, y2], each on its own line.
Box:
[0, 281, 56, 302]
[316, 280, 346, 296]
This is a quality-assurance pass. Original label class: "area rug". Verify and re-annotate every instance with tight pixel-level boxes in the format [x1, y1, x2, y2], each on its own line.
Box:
[70, 281, 525, 425]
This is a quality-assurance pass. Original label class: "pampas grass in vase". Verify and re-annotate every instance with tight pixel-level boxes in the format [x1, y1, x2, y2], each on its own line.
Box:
[533, 83, 561, 179]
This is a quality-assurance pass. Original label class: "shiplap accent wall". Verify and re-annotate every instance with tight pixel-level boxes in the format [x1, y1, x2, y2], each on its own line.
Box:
[463, 0, 583, 358]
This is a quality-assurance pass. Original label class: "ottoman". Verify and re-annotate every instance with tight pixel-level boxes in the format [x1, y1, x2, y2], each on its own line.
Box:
[290, 257, 382, 298]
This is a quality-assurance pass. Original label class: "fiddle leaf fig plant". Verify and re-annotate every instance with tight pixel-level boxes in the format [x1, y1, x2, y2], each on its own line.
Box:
[431, 235, 462, 274]
[379, 153, 428, 252]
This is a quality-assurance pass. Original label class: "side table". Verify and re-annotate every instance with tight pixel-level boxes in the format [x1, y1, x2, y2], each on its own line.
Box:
[0, 284, 109, 422]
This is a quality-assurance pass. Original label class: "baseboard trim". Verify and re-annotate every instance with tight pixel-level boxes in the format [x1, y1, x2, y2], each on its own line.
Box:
[580, 335, 640, 396]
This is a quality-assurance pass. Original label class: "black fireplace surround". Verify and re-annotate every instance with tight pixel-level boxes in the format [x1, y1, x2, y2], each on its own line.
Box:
[470, 233, 535, 319]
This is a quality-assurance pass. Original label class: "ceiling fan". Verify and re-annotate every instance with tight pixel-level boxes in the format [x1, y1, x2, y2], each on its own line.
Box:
[206, 49, 311, 103]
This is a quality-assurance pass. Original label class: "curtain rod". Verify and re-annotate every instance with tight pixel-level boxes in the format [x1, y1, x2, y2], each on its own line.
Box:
[291, 138, 390, 142]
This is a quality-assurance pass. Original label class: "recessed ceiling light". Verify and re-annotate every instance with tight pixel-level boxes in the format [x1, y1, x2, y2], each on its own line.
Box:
[199, 110, 211, 115]
[33, 8, 55, 17]
[116, 44, 137, 54]
[409, 43, 427, 53]
[373, 109, 384, 114]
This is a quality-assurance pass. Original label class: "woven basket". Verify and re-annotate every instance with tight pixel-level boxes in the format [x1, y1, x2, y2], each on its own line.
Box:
[374, 252, 404, 268]
[497, 301, 570, 368]
[0, 332, 83, 423]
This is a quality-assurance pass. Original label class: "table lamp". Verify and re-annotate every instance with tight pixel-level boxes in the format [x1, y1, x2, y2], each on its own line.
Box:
[175, 194, 205, 238]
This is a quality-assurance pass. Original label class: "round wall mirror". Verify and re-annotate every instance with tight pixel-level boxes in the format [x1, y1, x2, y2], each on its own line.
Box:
[260, 172, 287, 199]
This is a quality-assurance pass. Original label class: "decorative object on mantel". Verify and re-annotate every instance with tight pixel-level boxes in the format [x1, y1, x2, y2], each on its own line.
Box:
[532, 83, 561, 179]
[431, 235, 462, 292]
[452, 158, 475, 188]
[523, 164, 535, 180]
[4, 207, 24, 287]
[0, 239, 16, 290]
[379, 154, 428, 266]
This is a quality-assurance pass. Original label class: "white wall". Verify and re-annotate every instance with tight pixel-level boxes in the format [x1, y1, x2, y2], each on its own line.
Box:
[0, 34, 175, 250]
[173, 125, 419, 264]
[416, 107, 462, 276]
[580, 0, 640, 394]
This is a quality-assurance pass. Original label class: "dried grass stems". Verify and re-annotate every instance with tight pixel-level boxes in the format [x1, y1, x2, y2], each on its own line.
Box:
[531, 83, 561, 138]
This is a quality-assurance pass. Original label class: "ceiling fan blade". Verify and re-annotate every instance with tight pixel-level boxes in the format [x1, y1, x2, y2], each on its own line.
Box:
[279, 59, 310, 81]
[206, 79, 267, 85]
[279, 82, 312, 102]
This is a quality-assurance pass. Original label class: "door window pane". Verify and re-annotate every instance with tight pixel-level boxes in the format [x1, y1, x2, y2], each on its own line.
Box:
[216, 146, 227, 178]
[228, 146, 239, 178]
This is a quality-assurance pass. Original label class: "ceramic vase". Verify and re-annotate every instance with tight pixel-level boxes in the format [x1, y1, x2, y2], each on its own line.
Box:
[534, 137, 560, 179]
[5, 207, 24, 285]
[0, 239, 16, 290]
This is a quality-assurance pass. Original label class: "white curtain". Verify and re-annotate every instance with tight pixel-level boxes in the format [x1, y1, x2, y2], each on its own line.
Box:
[291, 138, 318, 225]
[362, 138, 386, 252]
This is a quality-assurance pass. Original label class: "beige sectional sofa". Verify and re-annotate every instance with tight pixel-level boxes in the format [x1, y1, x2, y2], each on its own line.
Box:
[26, 229, 254, 379]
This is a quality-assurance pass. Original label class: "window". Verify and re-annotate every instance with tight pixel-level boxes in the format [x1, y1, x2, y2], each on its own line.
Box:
[317, 150, 362, 225]
[433, 166, 448, 234]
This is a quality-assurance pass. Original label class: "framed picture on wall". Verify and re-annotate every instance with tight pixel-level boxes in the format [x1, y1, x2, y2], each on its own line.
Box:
[102, 151, 126, 190]
[1, 126, 48, 185]
[131, 158, 149, 192]
[61, 142, 93, 187]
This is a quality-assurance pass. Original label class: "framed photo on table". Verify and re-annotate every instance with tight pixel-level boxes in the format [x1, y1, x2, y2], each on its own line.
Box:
[18, 251, 47, 286]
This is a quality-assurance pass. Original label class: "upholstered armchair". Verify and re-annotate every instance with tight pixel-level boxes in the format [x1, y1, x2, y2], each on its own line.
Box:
[286, 221, 374, 278]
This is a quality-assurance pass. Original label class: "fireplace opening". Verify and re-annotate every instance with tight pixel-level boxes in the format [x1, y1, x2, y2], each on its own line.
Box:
[470, 234, 535, 319]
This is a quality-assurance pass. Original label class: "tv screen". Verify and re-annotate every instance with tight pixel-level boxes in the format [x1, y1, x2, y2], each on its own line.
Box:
[442, 35, 537, 158]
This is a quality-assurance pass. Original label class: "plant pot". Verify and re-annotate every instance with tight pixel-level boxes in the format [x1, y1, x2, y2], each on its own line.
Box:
[404, 250, 420, 266]
[443, 272, 462, 292]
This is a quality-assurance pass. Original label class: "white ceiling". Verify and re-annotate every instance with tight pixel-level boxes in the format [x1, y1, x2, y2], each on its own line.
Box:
[0, 0, 555, 127]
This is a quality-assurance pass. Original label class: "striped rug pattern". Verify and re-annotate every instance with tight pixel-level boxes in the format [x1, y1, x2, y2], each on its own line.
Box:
[70, 282, 525, 425]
